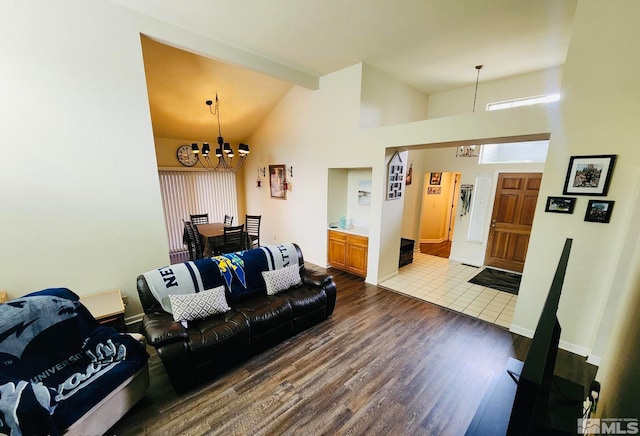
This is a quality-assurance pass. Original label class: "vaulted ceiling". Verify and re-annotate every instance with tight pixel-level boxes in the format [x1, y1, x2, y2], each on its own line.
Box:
[111, 0, 577, 143]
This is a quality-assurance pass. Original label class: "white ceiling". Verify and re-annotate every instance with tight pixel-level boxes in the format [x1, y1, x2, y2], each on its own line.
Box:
[111, 0, 577, 143]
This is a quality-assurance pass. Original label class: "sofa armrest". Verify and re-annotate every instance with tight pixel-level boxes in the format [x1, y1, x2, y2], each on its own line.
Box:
[300, 269, 337, 317]
[300, 269, 333, 288]
[141, 311, 188, 347]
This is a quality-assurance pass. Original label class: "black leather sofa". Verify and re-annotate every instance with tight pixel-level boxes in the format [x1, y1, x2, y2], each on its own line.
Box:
[137, 243, 336, 393]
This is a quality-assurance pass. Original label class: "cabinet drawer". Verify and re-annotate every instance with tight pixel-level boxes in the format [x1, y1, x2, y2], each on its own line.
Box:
[328, 230, 347, 241]
[347, 233, 367, 247]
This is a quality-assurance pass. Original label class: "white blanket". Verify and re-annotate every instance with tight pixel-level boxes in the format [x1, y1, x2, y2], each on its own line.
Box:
[143, 261, 206, 312]
[260, 243, 299, 270]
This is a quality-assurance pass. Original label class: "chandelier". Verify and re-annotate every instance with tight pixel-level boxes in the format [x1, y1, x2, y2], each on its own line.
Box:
[457, 65, 483, 158]
[190, 94, 250, 172]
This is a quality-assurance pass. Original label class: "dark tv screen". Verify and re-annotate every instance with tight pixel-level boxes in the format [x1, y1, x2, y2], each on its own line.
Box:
[507, 238, 573, 435]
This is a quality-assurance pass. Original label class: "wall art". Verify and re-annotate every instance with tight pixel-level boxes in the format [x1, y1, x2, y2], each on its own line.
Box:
[269, 164, 286, 199]
[563, 154, 616, 196]
[584, 200, 614, 223]
[544, 196, 576, 214]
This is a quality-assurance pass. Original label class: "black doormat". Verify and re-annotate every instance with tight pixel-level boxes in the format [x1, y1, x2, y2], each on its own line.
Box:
[469, 267, 522, 295]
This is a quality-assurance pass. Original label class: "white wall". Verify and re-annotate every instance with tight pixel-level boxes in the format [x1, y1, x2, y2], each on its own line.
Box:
[0, 1, 170, 319]
[360, 64, 430, 128]
[427, 67, 564, 119]
[346, 169, 373, 228]
[511, 0, 640, 360]
[400, 150, 427, 241]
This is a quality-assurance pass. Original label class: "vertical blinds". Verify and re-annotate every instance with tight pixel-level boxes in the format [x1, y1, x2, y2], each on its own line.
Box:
[159, 170, 238, 254]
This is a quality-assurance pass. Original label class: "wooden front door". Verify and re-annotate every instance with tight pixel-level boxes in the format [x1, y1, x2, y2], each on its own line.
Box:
[485, 173, 542, 273]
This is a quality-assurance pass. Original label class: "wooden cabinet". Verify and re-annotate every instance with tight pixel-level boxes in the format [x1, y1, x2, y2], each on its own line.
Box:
[328, 230, 347, 269]
[328, 230, 368, 277]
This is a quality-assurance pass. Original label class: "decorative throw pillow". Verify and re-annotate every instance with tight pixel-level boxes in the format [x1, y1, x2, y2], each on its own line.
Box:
[262, 264, 302, 295]
[169, 286, 230, 322]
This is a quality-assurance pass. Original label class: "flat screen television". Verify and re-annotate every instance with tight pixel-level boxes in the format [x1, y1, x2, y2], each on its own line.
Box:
[507, 238, 575, 435]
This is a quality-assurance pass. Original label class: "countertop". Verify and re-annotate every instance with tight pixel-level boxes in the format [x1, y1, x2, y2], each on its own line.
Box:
[327, 225, 369, 237]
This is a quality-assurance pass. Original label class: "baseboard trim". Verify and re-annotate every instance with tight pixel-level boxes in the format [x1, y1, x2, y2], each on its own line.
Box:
[586, 355, 602, 366]
[377, 271, 399, 284]
[125, 313, 144, 326]
[510, 324, 590, 357]
[449, 255, 483, 267]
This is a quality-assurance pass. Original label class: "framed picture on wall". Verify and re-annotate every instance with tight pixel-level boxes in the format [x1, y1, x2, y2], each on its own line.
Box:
[269, 164, 286, 199]
[563, 154, 616, 196]
[430, 172, 442, 185]
[584, 200, 614, 223]
[544, 196, 576, 214]
[427, 187, 441, 195]
[386, 152, 405, 200]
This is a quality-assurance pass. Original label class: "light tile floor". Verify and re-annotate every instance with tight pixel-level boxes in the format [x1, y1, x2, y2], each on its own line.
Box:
[379, 252, 517, 329]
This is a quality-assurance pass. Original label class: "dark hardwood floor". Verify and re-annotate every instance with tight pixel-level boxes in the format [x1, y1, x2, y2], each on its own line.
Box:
[420, 241, 452, 258]
[109, 266, 596, 435]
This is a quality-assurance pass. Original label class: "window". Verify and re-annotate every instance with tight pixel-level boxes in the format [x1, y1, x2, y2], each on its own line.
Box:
[159, 170, 238, 262]
[487, 93, 560, 111]
[479, 140, 549, 164]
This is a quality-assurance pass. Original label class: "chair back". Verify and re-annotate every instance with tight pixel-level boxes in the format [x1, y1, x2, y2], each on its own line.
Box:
[183, 221, 204, 260]
[190, 213, 209, 225]
[245, 215, 261, 248]
[222, 224, 245, 253]
[224, 214, 233, 226]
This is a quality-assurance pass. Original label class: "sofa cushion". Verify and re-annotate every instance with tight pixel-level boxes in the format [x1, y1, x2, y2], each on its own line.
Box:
[280, 285, 327, 317]
[186, 310, 250, 356]
[169, 286, 230, 322]
[262, 264, 302, 295]
[232, 296, 293, 335]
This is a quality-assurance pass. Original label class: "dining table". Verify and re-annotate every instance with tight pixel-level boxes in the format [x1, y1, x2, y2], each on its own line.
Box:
[196, 222, 250, 257]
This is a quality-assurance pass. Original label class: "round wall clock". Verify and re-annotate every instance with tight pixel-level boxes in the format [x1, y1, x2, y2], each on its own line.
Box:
[176, 144, 198, 167]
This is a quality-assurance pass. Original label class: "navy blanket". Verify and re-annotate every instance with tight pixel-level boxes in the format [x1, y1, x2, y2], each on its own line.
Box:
[0, 288, 148, 435]
[143, 248, 269, 306]
[143, 244, 302, 309]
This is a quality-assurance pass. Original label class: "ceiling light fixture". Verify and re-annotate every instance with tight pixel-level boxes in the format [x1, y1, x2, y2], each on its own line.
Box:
[190, 94, 250, 172]
[457, 65, 483, 158]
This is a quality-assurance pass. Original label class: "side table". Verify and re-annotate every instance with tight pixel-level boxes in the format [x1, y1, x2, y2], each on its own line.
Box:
[80, 289, 127, 332]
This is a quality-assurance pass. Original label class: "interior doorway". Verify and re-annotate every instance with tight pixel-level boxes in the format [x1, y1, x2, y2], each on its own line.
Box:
[485, 172, 542, 273]
[419, 171, 461, 259]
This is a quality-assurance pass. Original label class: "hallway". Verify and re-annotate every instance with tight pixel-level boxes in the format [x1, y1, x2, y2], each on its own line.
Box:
[379, 251, 517, 329]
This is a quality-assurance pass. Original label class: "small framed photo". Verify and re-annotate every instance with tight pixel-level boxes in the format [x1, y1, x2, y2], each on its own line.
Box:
[563, 154, 616, 196]
[584, 200, 614, 223]
[269, 164, 286, 199]
[427, 187, 441, 195]
[430, 172, 442, 185]
[544, 196, 576, 214]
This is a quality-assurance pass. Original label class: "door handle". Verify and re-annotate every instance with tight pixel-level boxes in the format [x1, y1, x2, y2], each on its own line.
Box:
[491, 220, 497, 228]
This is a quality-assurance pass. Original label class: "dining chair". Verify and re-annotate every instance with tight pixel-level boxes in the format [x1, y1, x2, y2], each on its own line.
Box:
[183, 221, 204, 260]
[224, 214, 233, 226]
[220, 224, 245, 254]
[190, 213, 209, 225]
[245, 215, 261, 248]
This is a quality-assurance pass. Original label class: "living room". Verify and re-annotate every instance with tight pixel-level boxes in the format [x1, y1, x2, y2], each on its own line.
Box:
[1, 0, 639, 433]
